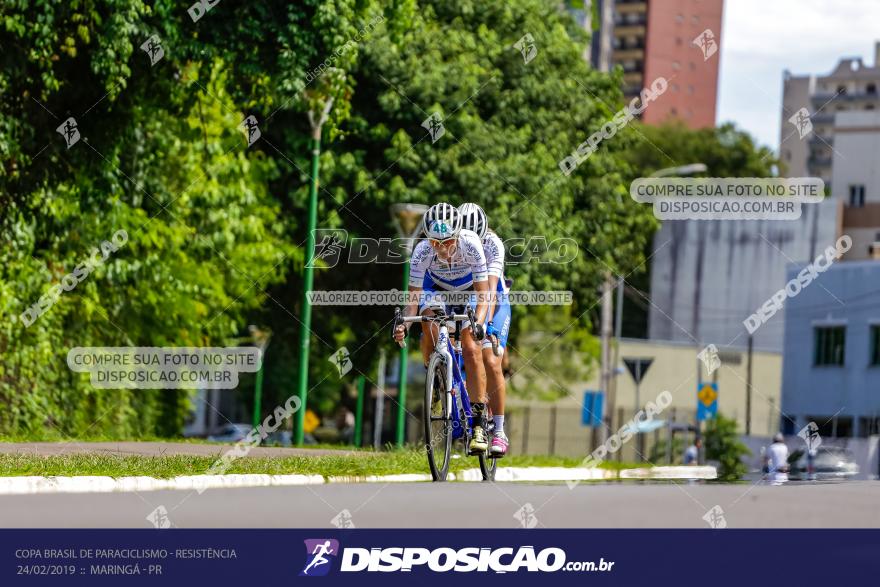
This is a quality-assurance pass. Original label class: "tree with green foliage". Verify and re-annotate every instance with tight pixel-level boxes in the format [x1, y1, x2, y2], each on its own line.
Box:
[0, 0, 386, 437]
[624, 120, 778, 178]
[0, 0, 685, 439]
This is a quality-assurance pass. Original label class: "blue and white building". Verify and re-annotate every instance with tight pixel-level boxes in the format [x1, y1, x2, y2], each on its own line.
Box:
[781, 259, 880, 438]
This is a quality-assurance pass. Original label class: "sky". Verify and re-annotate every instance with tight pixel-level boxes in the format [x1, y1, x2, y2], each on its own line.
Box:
[716, 0, 880, 152]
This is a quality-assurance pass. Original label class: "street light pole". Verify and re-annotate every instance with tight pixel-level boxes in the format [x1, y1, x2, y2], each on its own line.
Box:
[396, 258, 412, 446]
[294, 96, 335, 446]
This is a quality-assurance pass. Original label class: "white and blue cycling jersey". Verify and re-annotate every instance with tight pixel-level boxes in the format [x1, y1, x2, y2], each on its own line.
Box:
[481, 230, 511, 349]
[409, 229, 488, 315]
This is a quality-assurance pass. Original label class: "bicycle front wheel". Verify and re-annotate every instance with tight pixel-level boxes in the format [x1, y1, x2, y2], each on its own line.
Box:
[424, 355, 452, 481]
[478, 409, 497, 482]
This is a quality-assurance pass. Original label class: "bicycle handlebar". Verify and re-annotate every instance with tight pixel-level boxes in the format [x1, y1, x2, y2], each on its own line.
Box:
[392, 307, 480, 348]
[398, 314, 471, 323]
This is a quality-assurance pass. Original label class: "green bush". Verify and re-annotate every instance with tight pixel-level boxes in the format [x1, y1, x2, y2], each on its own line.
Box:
[704, 413, 751, 481]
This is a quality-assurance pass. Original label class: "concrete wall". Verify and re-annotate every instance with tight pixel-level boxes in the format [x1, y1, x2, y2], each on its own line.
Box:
[648, 203, 839, 352]
[504, 338, 781, 459]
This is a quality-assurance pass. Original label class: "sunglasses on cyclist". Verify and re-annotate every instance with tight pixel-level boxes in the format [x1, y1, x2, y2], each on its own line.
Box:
[429, 237, 457, 247]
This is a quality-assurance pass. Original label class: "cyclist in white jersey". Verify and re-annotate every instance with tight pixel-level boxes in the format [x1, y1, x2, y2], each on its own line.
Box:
[393, 203, 491, 454]
[459, 203, 511, 457]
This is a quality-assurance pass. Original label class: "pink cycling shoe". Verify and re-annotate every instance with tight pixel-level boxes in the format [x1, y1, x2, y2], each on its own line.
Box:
[490, 432, 509, 457]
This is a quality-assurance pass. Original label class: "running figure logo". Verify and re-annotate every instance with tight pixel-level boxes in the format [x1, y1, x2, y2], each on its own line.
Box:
[307, 229, 348, 268]
[421, 112, 445, 143]
[300, 539, 340, 576]
[329, 347, 353, 377]
[697, 344, 721, 376]
[692, 29, 718, 61]
[788, 107, 813, 139]
[798, 421, 822, 451]
[56, 117, 80, 149]
[140, 35, 165, 66]
[702, 505, 727, 529]
[240, 115, 261, 146]
[514, 33, 537, 64]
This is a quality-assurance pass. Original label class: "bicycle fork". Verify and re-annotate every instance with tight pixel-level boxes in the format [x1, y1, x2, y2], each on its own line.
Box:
[437, 327, 454, 420]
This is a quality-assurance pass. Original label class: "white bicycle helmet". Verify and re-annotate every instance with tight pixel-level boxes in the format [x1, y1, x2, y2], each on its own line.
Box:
[422, 202, 461, 240]
[458, 203, 487, 239]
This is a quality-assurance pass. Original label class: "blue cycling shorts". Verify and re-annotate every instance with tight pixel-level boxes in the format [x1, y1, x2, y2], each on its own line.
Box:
[416, 275, 511, 349]
[484, 287, 511, 350]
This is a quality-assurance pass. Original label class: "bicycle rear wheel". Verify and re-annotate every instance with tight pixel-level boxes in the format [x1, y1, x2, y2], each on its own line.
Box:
[424, 355, 452, 481]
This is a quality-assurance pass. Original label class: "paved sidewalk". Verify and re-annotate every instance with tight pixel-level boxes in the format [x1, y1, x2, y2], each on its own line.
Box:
[0, 442, 374, 459]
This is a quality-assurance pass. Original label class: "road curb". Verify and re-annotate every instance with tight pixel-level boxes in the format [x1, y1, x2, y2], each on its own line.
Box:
[620, 466, 717, 480]
[0, 466, 716, 495]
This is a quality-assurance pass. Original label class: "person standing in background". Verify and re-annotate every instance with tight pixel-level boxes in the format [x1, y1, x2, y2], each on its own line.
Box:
[684, 437, 702, 465]
[764, 433, 790, 485]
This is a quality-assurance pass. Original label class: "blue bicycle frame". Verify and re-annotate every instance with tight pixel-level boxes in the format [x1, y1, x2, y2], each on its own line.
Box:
[440, 329, 474, 439]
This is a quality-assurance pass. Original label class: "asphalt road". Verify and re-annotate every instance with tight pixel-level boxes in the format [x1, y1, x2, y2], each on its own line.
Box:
[1, 481, 878, 528]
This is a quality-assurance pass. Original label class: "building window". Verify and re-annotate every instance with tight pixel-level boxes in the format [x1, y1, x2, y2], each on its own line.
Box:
[871, 326, 880, 365]
[814, 326, 845, 366]
[849, 185, 865, 207]
[867, 104, 876, 110]
[868, 83, 877, 94]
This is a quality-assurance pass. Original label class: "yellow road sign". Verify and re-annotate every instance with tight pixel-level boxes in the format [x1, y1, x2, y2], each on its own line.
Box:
[698, 384, 717, 408]
[303, 409, 321, 434]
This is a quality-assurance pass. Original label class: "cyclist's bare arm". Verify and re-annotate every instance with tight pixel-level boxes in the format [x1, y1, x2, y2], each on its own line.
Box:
[473, 278, 490, 325]
[485, 275, 499, 322]
[394, 286, 422, 342]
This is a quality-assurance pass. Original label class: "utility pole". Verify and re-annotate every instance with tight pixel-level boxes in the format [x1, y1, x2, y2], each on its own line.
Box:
[610, 276, 623, 428]
[599, 272, 614, 446]
[354, 375, 365, 446]
[374, 349, 387, 449]
[746, 334, 753, 435]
